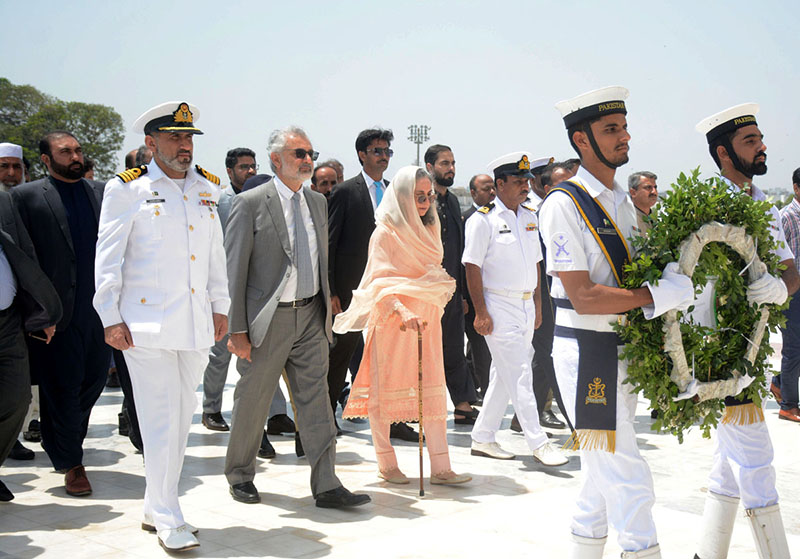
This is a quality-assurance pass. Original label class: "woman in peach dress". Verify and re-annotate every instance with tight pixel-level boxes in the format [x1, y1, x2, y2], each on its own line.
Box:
[334, 166, 470, 486]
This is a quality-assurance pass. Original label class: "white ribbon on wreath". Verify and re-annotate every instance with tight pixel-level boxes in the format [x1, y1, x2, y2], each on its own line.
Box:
[661, 222, 769, 402]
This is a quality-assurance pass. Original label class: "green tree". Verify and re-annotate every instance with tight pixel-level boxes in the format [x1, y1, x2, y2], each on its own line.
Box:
[0, 77, 124, 180]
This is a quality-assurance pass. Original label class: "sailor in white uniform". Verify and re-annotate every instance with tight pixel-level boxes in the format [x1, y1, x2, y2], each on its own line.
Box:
[93, 101, 229, 553]
[691, 104, 799, 559]
[462, 152, 568, 467]
[539, 86, 693, 559]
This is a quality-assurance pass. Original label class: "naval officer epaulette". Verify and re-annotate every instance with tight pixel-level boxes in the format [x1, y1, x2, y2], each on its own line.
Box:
[477, 202, 494, 214]
[116, 165, 147, 183]
[195, 165, 220, 185]
[520, 202, 536, 211]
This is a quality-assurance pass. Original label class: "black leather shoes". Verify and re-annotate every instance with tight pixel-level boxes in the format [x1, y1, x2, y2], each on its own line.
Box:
[510, 415, 553, 437]
[230, 481, 260, 504]
[315, 486, 371, 509]
[390, 422, 423, 442]
[23, 419, 41, 442]
[539, 410, 566, 429]
[0, 479, 13, 502]
[266, 413, 295, 435]
[295, 432, 305, 458]
[202, 412, 229, 432]
[258, 431, 276, 458]
[8, 440, 34, 460]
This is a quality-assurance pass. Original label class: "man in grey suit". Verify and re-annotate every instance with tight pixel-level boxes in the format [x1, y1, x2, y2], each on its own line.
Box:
[224, 126, 370, 508]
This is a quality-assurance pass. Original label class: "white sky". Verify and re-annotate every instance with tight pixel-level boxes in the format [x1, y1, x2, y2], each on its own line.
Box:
[2, 0, 799, 191]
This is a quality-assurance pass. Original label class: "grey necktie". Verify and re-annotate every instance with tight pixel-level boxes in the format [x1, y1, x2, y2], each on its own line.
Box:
[292, 192, 314, 299]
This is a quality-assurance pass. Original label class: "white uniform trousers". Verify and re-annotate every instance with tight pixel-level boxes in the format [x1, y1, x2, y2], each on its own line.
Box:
[553, 335, 657, 552]
[472, 292, 548, 451]
[125, 346, 208, 531]
[709, 419, 778, 509]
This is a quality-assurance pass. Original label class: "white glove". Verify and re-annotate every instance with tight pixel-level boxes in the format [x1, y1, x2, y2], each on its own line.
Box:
[746, 272, 788, 306]
[643, 262, 695, 320]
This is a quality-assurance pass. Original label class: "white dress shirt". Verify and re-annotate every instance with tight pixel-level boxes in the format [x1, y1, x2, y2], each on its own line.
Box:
[362, 170, 384, 211]
[462, 196, 542, 292]
[273, 176, 320, 302]
[0, 245, 17, 310]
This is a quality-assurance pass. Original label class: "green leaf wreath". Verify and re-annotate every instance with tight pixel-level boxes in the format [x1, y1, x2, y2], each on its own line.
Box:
[617, 168, 787, 442]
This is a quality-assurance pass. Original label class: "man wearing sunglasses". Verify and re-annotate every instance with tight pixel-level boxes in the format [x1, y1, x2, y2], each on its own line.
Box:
[328, 128, 419, 441]
[224, 126, 370, 510]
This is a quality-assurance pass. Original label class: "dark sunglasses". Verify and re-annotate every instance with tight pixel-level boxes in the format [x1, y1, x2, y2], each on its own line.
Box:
[416, 193, 436, 204]
[367, 147, 394, 157]
[290, 149, 319, 161]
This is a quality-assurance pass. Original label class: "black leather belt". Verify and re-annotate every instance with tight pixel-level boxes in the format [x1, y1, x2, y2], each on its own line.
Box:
[277, 296, 315, 308]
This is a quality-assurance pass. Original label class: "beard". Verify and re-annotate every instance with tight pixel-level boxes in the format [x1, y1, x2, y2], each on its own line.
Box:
[157, 146, 193, 173]
[435, 174, 454, 187]
[740, 151, 767, 177]
[50, 158, 84, 180]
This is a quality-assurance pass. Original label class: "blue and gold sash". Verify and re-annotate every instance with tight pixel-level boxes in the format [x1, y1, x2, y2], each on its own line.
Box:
[546, 180, 631, 286]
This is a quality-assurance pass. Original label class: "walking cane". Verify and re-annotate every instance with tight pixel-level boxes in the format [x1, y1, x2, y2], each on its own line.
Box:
[417, 328, 424, 497]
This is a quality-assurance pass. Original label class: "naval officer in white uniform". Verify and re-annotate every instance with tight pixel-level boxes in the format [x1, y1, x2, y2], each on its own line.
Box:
[539, 86, 693, 559]
[94, 101, 229, 553]
[462, 152, 568, 467]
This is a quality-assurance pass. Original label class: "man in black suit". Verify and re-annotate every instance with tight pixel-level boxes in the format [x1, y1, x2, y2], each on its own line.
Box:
[462, 174, 495, 398]
[425, 145, 478, 424]
[12, 131, 110, 497]
[328, 128, 417, 440]
[0, 190, 62, 501]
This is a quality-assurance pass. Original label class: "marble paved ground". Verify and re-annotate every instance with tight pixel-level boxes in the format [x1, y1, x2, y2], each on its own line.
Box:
[1, 342, 798, 558]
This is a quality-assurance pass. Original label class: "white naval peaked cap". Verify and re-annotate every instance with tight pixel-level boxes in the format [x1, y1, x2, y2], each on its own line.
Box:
[695, 103, 759, 144]
[487, 151, 535, 180]
[0, 142, 23, 159]
[555, 86, 629, 129]
[132, 101, 203, 135]
[529, 156, 555, 171]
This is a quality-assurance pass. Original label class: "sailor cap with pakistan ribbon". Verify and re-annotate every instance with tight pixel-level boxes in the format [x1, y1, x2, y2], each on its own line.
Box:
[695, 103, 759, 144]
[555, 86, 629, 128]
[132, 101, 203, 135]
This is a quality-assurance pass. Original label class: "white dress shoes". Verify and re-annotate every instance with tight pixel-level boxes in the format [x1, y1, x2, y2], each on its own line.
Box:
[142, 514, 198, 534]
[157, 525, 199, 552]
[470, 441, 515, 460]
[532, 442, 569, 466]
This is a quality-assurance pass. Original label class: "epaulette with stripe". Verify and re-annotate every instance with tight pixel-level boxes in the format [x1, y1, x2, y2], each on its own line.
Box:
[477, 202, 494, 214]
[195, 165, 220, 185]
[520, 202, 536, 211]
[116, 165, 147, 183]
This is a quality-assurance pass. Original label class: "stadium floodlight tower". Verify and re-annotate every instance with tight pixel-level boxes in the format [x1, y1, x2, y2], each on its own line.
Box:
[407, 124, 430, 166]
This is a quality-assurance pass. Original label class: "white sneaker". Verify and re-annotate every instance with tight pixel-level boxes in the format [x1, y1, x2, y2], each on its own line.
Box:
[157, 525, 199, 552]
[532, 442, 569, 466]
[142, 514, 198, 534]
[470, 441, 515, 460]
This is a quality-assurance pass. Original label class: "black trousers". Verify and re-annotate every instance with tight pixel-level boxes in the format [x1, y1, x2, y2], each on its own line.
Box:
[532, 282, 562, 415]
[465, 303, 491, 395]
[328, 330, 360, 412]
[441, 292, 476, 405]
[32, 314, 109, 471]
[113, 349, 143, 453]
[0, 306, 29, 465]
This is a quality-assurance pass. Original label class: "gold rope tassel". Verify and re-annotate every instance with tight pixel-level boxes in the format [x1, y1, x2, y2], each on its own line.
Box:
[562, 430, 581, 451]
[563, 429, 616, 453]
[721, 403, 765, 425]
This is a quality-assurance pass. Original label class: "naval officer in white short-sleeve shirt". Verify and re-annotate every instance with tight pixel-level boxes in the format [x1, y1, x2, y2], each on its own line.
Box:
[462, 151, 568, 468]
